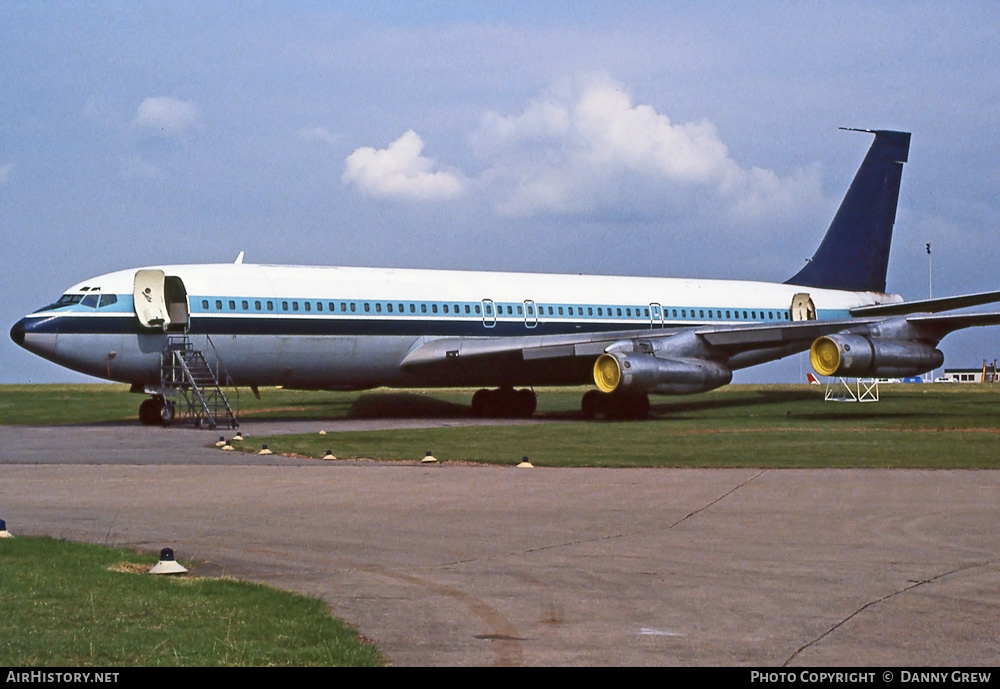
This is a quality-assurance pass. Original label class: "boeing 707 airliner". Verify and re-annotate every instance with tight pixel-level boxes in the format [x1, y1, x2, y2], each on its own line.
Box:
[12, 129, 1000, 422]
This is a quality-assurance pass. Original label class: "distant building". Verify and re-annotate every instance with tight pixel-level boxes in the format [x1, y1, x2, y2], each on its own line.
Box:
[935, 361, 1000, 383]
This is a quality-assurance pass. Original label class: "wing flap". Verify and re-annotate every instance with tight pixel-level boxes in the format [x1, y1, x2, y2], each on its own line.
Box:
[399, 327, 674, 370]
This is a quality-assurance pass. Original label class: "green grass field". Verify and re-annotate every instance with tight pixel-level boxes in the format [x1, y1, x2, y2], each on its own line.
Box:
[0, 537, 382, 667]
[239, 385, 1000, 468]
[3, 383, 999, 468]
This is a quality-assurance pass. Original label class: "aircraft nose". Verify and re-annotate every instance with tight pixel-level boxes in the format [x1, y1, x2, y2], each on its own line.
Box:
[10, 319, 26, 347]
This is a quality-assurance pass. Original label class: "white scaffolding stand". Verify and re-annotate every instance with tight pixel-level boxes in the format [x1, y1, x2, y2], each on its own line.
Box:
[823, 377, 880, 402]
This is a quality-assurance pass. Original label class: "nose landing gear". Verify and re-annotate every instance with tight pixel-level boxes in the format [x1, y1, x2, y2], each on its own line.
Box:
[138, 397, 175, 426]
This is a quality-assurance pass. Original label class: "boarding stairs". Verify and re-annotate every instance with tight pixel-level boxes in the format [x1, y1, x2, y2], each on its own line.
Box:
[160, 335, 239, 429]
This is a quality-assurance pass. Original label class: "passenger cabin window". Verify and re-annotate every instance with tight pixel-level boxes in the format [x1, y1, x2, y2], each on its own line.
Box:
[202, 300, 209, 309]
[229, 300, 236, 310]
[216, 300, 223, 310]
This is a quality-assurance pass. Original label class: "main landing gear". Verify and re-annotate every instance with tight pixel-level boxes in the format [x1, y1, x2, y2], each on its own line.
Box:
[138, 396, 175, 426]
[470, 387, 537, 418]
[581, 390, 650, 420]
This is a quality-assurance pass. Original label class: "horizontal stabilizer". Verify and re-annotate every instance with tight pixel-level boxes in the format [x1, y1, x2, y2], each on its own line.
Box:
[850, 290, 1000, 317]
[905, 311, 1000, 333]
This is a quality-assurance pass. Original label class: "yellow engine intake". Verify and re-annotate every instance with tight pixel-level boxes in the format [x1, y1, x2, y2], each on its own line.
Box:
[593, 354, 622, 393]
[809, 336, 842, 376]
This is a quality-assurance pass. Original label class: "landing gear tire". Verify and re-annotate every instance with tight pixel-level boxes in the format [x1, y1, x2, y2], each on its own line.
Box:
[471, 388, 491, 417]
[138, 397, 165, 426]
[581, 390, 649, 420]
[581, 390, 603, 420]
[515, 388, 537, 417]
[159, 401, 175, 425]
[471, 387, 537, 418]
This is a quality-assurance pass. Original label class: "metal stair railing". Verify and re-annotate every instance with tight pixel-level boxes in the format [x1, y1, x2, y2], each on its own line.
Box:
[160, 335, 240, 429]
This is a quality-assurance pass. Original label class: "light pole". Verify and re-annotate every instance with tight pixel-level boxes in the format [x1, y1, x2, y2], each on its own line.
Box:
[926, 242, 932, 299]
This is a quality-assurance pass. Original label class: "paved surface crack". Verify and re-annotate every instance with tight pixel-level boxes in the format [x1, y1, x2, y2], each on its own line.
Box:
[668, 469, 766, 528]
[445, 469, 768, 561]
[781, 559, 994, 666]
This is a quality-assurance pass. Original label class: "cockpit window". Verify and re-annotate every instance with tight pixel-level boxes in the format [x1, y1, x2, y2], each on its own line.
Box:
[33, 294, 84, 312]
[99, 294, 118, 308]
[81, 294, 100, 308]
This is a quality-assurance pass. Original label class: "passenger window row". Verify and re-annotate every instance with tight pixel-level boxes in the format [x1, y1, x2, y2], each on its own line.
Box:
[197, 298, 790, 321]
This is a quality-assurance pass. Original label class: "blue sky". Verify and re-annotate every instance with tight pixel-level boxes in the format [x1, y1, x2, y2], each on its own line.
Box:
[3, 1, 999, 383]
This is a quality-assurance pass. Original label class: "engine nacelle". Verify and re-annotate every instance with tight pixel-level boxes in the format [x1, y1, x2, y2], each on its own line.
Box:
[809, 334, 943, 378]
[593, 352, 732, 395]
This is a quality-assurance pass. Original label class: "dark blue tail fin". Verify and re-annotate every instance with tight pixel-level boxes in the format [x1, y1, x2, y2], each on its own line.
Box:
[785, 129, 910, 293]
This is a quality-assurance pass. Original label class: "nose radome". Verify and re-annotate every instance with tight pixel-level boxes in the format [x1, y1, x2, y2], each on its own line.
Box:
[10, 319, 25, 347]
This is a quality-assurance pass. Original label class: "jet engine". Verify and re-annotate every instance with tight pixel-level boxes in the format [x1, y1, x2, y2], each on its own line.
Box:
[593, 352, 732, 395]
[809, 334, 943, 378]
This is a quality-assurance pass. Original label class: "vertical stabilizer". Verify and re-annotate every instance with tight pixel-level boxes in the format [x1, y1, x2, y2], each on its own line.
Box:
[785, 129, 910, 293]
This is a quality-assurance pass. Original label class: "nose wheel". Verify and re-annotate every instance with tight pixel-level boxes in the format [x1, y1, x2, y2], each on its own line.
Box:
[138, 397, 172, 426]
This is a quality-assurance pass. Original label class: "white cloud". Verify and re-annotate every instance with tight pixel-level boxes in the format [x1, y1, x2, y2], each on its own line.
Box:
[342, 130, 464, 201]
[0, 163, 12, 184]
[133, 96, 202, 137]
[297, 126, 339, 146]
[470, 74, 823, 221]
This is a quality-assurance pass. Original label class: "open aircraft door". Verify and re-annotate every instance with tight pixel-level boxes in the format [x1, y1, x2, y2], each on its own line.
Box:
[133, 269, 190, 332]
[791, 293, 817, 321]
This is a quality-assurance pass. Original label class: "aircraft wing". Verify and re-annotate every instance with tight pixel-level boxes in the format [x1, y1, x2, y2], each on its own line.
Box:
[399, 317, 874, 372]
[400, 310, 1000, 381]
